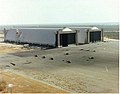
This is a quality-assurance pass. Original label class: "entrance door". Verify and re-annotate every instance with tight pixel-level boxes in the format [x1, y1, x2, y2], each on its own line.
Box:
[90, 31, 101, 42]
[60, 34, 68, 47]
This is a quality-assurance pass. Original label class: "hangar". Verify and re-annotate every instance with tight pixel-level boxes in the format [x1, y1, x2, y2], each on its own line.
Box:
[4, 27, 103, 47]
[71, 27, 104, 44]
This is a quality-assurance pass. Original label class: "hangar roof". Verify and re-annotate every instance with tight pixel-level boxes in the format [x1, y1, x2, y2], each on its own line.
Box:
[10, 27, 101, 32]
[91, 27, 99, 30]
[62, 27, 73, 32]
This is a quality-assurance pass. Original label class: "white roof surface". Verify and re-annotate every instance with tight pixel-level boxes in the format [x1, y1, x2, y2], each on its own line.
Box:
[91, 27, 99, 30]
[62, 27, 73, 32]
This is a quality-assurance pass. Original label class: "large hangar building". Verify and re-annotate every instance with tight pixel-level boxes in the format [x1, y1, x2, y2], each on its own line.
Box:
[4, 27, 103, 47]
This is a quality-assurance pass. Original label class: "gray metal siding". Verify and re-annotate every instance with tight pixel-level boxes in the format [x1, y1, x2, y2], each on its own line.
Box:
[5, 29, 57, 46]
[5, 29, 16, 41]
[19, 29, 56, 45]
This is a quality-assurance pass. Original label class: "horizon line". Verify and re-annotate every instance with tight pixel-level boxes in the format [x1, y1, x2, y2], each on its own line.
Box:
[0, 22, 119, 26]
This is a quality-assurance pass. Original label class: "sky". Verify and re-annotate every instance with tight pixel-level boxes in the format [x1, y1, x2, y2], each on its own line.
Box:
[0, 0, 119, 25]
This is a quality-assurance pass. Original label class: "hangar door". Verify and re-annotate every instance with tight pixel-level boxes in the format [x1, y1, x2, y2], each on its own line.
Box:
[56, 33, 76, 47]
[68, 33, 76, 44]
[60, 34, 68, 47]
[90, 31, 101, 42]
[60, 33, 76, 47]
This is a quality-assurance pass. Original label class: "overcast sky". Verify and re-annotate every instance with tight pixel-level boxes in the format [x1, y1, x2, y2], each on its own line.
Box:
[0, 0, 119, 25]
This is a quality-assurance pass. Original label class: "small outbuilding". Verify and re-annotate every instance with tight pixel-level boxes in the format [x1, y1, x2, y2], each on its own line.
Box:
[4, 27, 103, 47]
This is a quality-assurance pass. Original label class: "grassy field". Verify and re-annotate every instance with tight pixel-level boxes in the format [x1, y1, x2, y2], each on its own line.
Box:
[104, 32, 119, 39]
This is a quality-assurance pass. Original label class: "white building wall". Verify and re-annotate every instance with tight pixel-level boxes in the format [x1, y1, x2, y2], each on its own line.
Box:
[70, 27, 91, 44]
[78, 28, 88, 44]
